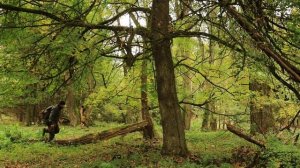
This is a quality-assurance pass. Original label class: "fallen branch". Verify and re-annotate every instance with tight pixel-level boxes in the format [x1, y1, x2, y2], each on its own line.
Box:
[226, 123, 265, 148]
[55, 120, 149, 145]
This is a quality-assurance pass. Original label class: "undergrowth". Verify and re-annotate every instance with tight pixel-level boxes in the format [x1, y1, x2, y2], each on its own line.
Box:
[0, 122, 297, 167]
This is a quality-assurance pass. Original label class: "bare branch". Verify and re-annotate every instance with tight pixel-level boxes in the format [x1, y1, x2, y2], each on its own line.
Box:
[0, 3, 63, 21]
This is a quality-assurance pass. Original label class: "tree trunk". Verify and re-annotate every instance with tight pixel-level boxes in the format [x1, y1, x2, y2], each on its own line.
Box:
[66, 86, 78, 126]
[209, 102, 217, 131]
[55, 120, 150, 145]
[207, 14, 218, 131]
[18, 110, 24, 122]
[249, 80, 275, 134]
[183, 93, 193, 130]
[201, 104, 210, 131]
[227, 123, 265, 148]
[182, 48, 193, 130]
[25, 105, 32, 126]
[141, 53, 155, 139]
[151, 0, 188, 156]
[201, 20, 217, 131]
[176, 0, 194, 130]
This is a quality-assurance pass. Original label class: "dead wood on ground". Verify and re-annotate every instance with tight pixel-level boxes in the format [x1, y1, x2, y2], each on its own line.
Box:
[54, 120, 149, 145]
[226, 123, 265, 148]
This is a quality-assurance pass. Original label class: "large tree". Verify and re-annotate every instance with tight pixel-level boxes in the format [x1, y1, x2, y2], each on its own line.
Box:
[1, 0, 300, 156]
[151, 0, 188, 155]
[0, 0, 189, 156]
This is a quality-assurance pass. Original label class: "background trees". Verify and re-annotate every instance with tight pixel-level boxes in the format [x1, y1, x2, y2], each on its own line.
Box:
[0, 0, 299, 157]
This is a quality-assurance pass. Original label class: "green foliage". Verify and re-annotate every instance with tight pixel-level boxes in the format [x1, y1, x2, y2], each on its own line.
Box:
[257, 136, 300, 167]
[0, 123, 258, 167]
[0, 0, 299, 167]
[2, 123, 300, 167]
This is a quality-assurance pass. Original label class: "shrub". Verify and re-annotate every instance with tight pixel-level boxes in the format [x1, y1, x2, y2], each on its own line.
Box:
[257, 136, 300, 167]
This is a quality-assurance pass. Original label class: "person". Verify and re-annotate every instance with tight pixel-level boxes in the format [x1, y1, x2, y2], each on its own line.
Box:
[80, 105, 88, 128]
[42, 100, 65, 142]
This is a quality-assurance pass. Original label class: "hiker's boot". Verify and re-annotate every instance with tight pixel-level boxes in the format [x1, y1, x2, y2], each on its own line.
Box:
[48, 133, 55, 142]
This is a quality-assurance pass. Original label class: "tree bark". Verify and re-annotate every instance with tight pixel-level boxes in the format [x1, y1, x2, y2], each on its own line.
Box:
[66, 85, 78, 126]
[201, 19, 217, 131]
[55, 120, 149, 145]
[201, 104, 210, 131]
[249, 80, 275, 134]
[227, 123, 265, 148]
[151, 0, 188, 156]
[176, 0, 193, 130]
[141, 53, 155, 139]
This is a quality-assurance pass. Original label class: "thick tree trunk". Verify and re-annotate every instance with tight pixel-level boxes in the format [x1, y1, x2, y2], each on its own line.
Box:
[141, 55, 155, 139]
[151, 0, 188, 156]
[249, 80, 275, 134]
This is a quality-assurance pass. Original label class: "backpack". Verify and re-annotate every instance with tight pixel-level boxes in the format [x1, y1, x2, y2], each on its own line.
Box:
[40, 106, 53, 124]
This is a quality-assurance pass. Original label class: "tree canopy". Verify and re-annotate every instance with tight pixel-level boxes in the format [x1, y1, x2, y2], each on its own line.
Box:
[0, 0, 299, 156]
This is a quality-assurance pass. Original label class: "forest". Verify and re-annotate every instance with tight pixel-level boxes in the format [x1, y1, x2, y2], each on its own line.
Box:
[0, 0, 299, 167]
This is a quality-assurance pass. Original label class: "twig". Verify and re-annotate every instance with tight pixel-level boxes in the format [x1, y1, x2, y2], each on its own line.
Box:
[280, 110, 300, 131]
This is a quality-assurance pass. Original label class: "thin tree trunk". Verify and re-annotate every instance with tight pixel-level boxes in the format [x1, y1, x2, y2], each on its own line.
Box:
[202, 104, 210, 131]
[25, 105, 32, 126]
[141, 52, 155, 139]
[201, 20, 217, 131]
[66, 86, 78, 126]
[207, 14, 217, 131]
[176, 0, 193, 130]
[151, 0, 188, 156]
[183, 52, 193, 130]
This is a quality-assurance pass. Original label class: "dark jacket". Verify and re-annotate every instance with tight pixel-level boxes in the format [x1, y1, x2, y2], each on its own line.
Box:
[49, 105, 63, 124]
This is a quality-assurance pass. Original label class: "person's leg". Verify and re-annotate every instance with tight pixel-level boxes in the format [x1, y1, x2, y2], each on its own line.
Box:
[48, 132, 55, 142]
[47, 123, 56, 142]
[42, 123, 51, 137]
[42, 128, 47, 136]
[54, 124, 60, 134]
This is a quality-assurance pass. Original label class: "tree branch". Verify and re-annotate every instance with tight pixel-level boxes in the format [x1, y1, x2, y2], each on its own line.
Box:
[0, 3, 63, 22]
[171, 31, 243, 53]
[219, 0, 300, 83]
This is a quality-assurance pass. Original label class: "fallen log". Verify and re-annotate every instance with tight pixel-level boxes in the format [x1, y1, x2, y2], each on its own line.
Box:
[226, 123, 265, 148]
[55, 120, 149, 145]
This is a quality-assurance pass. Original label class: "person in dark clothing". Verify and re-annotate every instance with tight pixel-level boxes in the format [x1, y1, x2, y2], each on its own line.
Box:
[42, 101, 65, 142]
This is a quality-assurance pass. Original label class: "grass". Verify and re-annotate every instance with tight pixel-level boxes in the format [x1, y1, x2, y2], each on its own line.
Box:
[0, 121, 256, 168]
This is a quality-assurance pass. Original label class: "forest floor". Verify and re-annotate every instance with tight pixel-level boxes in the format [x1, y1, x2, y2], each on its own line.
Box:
[0, 120, 260, 168]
